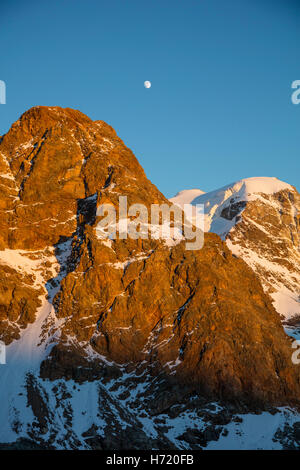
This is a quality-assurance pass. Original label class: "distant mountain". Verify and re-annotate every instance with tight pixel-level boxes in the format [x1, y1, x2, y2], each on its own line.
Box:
[170, 188, 206, 206]
[0, 109, 300, 449]
[171, 177, 300, 322]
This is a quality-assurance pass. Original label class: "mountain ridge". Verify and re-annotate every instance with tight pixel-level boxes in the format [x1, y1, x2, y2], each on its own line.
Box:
[171, 177, 300, 321]
[0, 107, 300, 449]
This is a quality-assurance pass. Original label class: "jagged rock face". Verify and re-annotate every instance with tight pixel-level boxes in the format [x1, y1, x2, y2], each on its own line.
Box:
[0, 106, 166, 251]
[49, 232, 300, 407]
[227, 189, 300, 322]
[0, 106, 166, 339]
[0, 110, 300, 449]
[0, 263, 43, 343]
[174, 178, 300, 321]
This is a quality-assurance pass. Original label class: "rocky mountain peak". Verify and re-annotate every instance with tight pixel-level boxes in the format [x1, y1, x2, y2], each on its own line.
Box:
[0, 110, 300, 449]
[0, 106, 166, 251]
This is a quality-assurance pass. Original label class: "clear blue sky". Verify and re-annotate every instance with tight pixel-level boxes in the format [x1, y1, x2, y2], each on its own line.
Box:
[1, 0, 299, 196]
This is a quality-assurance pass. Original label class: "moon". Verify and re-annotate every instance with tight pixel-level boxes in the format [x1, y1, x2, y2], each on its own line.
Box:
[144, 81, 151, 89]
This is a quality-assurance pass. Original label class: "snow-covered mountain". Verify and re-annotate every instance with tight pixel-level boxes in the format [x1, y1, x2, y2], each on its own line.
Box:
[170, 189, 205, 206]
[171, 177, 300, 321]
[1, 109, 300, 450]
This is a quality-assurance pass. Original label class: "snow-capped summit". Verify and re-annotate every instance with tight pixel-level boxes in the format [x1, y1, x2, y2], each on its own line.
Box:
[202, 176, 293, 200]
[170, 177, 295, 233]
[171, 177, 300, 321]
[192, 177, 295, 233]
[169, 188, 205, 207]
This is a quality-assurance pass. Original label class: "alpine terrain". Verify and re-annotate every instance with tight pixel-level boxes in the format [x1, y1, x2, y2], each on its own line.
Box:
[0, 107, 300, 450]
[170, 178, 300, 323]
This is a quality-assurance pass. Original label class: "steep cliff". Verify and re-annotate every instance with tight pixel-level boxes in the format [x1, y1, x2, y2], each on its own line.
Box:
[0, 109, 299, 449]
